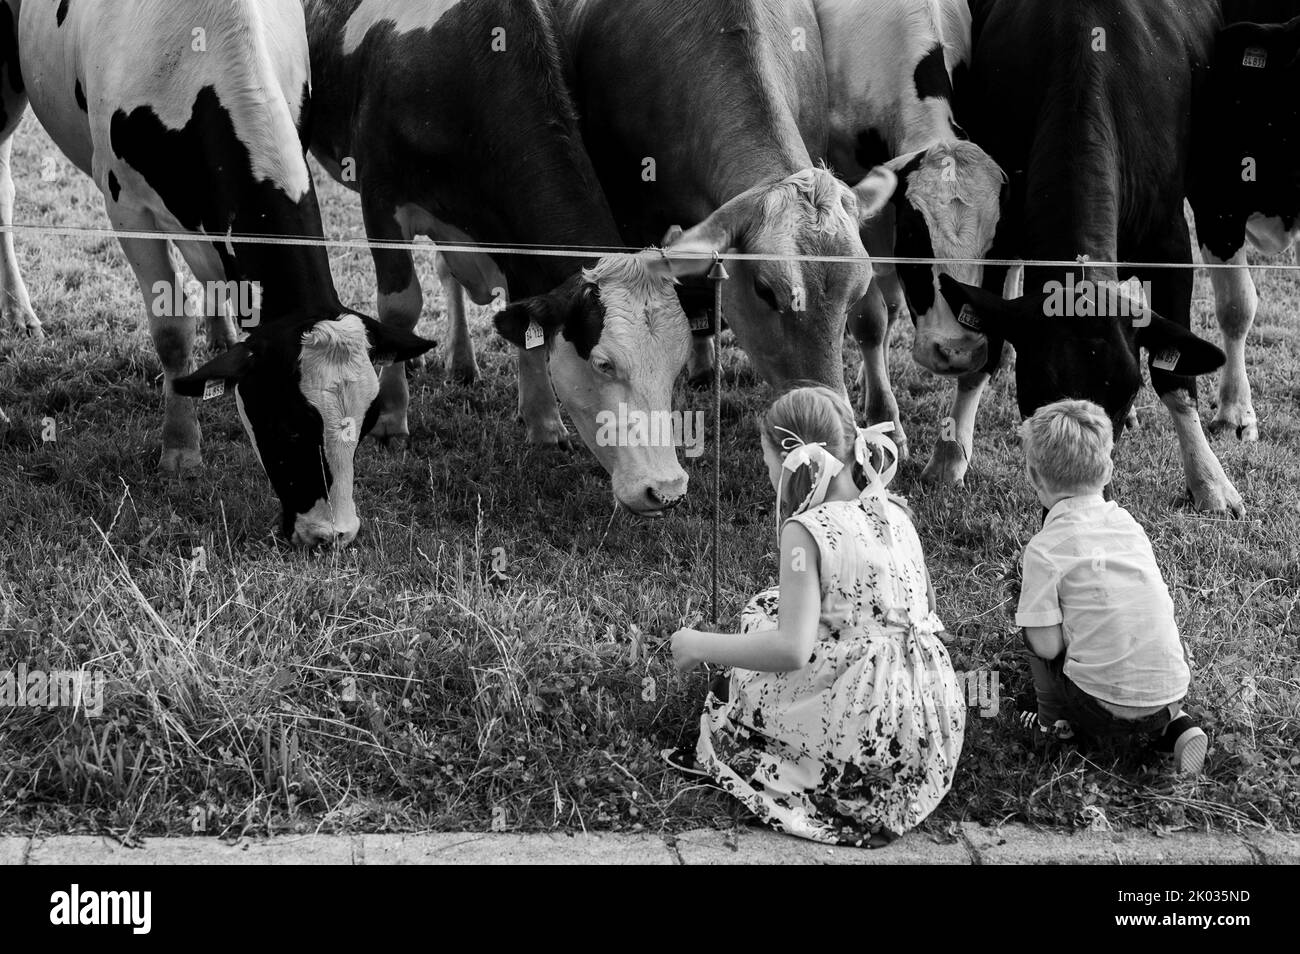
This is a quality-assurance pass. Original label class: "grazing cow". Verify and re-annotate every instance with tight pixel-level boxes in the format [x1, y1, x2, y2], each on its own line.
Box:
[936, 0, 1242, 515]
[302, 0, 694, 517]
[6, 0, 434, 546]
[815, 0, 1007, 464]
[553, 0, 894, 397]
[1189, 0, 1300, 444]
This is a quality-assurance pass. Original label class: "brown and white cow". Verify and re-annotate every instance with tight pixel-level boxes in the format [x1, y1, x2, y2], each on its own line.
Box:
[551, 0, 893, 399]
[3, 0, 433, 546]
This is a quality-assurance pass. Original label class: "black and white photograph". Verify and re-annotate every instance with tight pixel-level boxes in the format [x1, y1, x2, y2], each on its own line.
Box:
[0, 0, 1294, 912]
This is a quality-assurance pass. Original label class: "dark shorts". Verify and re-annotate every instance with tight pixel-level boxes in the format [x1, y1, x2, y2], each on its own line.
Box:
[1048, 654, 1179, 739]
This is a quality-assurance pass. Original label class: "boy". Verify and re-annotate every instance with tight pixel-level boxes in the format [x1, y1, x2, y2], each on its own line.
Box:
[1015, 399, 1208, 775]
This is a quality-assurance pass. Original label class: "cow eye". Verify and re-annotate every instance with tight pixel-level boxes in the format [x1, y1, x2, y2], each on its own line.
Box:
[754, 279, 780, 312]
[592, 355, 617, 377]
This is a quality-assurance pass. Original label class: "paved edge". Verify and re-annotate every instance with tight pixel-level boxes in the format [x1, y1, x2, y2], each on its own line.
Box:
[4, 825, 1295, 864]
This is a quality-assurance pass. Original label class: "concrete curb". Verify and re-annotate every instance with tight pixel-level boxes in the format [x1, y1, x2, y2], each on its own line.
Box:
[2, 824, 1294, 864]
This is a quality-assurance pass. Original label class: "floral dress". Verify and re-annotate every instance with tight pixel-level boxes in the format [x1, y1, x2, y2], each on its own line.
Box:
[695, 494, 966, 847]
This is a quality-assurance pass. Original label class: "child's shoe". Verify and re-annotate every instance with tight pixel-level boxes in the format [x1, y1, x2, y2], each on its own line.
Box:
[1160, 716, 1208, 776]
[1018, 710, 1075, 740]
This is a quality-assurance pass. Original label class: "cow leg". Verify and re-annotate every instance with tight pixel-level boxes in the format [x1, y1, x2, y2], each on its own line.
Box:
[920, 371, 989, 488]
[847, 273, 908, 459]
[1203, 246, 1258, 442]
[686, 325, 715, 388]
[172, 240, 239, 350]
[433, 254, 480, 384]
[0, 136, 40, 340]
[1132, 236, 1244, 517]
[516, 345, 571, 446]
[119, 231, 202, 473]
[362, 199, 423, 445]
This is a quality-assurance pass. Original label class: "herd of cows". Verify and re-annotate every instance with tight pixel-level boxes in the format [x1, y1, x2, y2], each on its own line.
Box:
[0, 0, 1297, 548]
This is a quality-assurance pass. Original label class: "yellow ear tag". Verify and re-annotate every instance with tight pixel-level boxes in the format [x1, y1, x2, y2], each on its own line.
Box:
[1243, 47, 1268, 69]
[202, 379, 225, 401]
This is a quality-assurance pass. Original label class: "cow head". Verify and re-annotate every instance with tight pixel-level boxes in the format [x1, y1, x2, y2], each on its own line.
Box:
[664, 167, 893, 392]
[937, 274, 1225, 430]
[869, 140, 1006, 375]
[495, 255, 692, 516]
[174, 313, 436, 546]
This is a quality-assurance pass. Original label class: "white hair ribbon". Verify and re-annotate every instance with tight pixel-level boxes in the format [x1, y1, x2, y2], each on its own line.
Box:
[853, 422, 899, 498]
[774, 426, 844, 523]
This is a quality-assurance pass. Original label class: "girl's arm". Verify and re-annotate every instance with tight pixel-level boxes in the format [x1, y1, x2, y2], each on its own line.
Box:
[673, 522, 822, 674]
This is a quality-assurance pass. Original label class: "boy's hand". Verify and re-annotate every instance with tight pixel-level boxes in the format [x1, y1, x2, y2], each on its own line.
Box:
[670, 628, 701, 673]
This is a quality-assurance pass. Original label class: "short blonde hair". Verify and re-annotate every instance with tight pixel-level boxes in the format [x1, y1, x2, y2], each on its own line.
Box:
[1020, 399, 1113, 493]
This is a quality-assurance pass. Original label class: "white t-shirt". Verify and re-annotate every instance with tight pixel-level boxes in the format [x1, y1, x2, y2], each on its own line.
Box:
[1015, 495, 1190, 708]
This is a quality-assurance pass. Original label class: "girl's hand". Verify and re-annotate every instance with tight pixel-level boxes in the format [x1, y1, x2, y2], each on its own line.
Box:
[670, 628, 701, 673]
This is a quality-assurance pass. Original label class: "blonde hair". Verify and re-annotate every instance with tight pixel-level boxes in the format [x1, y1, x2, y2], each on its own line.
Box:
[1020, 399, 1114, 493]
[761, 386, 889, 524]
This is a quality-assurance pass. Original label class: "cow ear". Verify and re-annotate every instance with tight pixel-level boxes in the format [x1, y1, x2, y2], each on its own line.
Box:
[495, 290, 562, 347]
[852, 167, 898, 223]
[937, 273, 1044, 342]
[173, 343, 256, 397]
[362, 317, 437, 366]
[1135, 316, 1226, 377]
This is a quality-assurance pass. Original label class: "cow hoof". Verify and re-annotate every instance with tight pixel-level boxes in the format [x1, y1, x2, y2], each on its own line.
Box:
[1186, 479, 1246, 519]
[686, 368, 715, 390]
[6, 307, 43, 342]
[524, 419, 572, 447]
[920, 440, 970, 488]
[375, 434, 409, 452]
[444, 356, 480, 385]
[1209, 407, 1258, 443]
[159, 447, 202, 475]
[369, 412, 409, 446]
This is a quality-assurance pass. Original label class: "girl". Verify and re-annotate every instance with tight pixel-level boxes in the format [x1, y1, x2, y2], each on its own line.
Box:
[670, 387, 965, 847]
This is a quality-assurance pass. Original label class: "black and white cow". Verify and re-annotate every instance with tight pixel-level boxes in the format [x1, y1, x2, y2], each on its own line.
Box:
[816, 0, 1008, 464]
[552, 0, 894, 398]
[5, 0, 434, 546]
[935, 0, 1242, 515]
[302, 0, 694, 516]
[1189, 0, 1300, 444]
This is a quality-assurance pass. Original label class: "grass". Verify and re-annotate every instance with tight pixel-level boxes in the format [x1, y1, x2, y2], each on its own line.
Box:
[1, 118, 1298, 841]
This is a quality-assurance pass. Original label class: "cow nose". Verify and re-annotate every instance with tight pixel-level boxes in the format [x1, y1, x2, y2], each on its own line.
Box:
[647, 486, 685, 511]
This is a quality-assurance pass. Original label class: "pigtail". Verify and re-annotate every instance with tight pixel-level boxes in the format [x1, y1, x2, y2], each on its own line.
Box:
[778, 456, 816, 525]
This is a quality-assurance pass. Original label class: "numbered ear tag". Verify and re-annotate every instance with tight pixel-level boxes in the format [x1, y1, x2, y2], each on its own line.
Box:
[689, 314, 713, 333]
[956, 304, 984, 333]
[339, 417, 357, 444]
[202, 379, 225, 401]
[1243, 47, 1268, 69]
[524, 321, 546, 350]
[1151, 349, 1181, 371]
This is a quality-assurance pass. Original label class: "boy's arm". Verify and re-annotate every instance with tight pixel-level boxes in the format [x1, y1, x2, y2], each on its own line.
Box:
[1023, 624, 1065, 659]
[674, 522, 821, 673]
[1015, 539, 1063, 645]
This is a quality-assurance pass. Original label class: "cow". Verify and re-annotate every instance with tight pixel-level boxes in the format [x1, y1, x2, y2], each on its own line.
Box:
[302, 0, 694, 517]
[551, 0, 894, 400]
[1188, 0, 1300, 445]
[4, 0, 435, 546]
[934, 0, 1242, 515]
[815, 0, 1008, 464]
